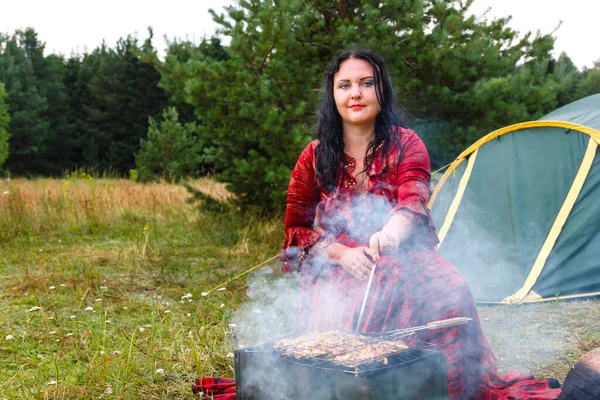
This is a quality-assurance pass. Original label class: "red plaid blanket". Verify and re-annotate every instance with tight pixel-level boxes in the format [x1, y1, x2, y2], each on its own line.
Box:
[192, 377, 236, 399]
[192, 374, 561, 399]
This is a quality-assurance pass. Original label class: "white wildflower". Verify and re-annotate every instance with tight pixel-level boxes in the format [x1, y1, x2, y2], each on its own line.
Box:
[226, 352, 234, 358]
[66, 333, 73, 337]
[113, 350, 121, 355]
[220, 303, 225, 308]
[5, 335, 14, 340]
[49, 286, 56, 290]
[188, 299, 192, 303]
[139, 327, 145, 333]
[37, 354, 44, 359]
[70, 315, 76, 319]
[201, 292, 209, 297]
[155, 368, 164, 374]
[48, 316, 54, 320]
[144, 324, 151, 328]
[84, 306, 93, 311]
[95, 298, 102, 302]
[3, 191, 9, 195]
[104, 387, 113, 395]
[59, 283, 66, 287]
[26, 306, 42, 312]
[217, 287, 227, 291]
[123, 306, 128, 310]
[49, 331, 57, 335]
[228, 324, 237, 328]
[180, 300, 184, 304]
[181, 293, 193, 299]
[106, 320, 111, 324]
[55, 339, 60, 342]
[186, 313, 191, 317]
[164, 310, 171, 314]
[100, 351, 105, 355]
[46, 381, 57, 385]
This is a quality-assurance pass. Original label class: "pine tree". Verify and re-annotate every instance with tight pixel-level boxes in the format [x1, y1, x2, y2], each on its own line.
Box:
[60, 55, 87, 169]
[157, 37, 230, 124]
[574, 62, 600, 99]
[171, 0, 560, 210]
[0, 82, 10, 169]
[135, 107, 204, 182]
[0, 32, 49, 175]
[78, 33, 168, 174]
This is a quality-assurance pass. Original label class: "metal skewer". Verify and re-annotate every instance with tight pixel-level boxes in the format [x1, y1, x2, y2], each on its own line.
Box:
[364, 317, 473, 339]
[355, 262, 377, 333]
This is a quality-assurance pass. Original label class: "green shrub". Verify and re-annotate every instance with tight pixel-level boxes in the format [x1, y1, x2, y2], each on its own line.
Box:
[135, 107, 204, 182]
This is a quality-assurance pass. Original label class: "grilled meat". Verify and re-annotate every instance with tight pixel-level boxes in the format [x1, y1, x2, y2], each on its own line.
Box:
[274, 330, 409, 365]
[333, 340, 409, 366]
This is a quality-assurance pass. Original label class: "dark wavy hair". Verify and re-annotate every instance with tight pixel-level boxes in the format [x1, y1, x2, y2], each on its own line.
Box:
[315, 49, 406, 190]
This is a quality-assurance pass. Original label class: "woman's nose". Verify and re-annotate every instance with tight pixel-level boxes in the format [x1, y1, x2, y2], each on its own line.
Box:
[350, 85, 362, 98]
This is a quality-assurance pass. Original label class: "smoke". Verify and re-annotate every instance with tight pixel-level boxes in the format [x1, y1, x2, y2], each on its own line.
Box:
[230, 261, 452, 399]
[229, 266, 300, 348]
[229, 263, 356, 399]
[432, 175, 569, 380]
[230, 179, 567, 398]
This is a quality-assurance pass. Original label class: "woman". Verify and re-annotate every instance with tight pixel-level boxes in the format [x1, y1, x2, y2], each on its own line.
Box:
[280, 49, 561, 400]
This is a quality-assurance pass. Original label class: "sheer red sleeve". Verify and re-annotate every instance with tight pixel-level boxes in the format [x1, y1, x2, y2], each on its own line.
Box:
[390, 130, 436, 233]
[280, 141, 322, 272]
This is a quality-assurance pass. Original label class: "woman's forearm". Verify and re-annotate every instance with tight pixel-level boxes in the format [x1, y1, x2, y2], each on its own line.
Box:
[382, 212, 415, 245]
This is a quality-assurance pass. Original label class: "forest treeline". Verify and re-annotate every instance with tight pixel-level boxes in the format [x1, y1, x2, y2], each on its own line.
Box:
[1, 0, 599, 211]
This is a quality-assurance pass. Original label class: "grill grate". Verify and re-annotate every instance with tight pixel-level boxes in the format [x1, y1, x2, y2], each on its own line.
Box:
[236, 338, 448, 399]
[242, 335, 435, 377]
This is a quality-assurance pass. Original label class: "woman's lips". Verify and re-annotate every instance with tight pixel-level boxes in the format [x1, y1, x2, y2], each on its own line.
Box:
[349, 105, 365, 109]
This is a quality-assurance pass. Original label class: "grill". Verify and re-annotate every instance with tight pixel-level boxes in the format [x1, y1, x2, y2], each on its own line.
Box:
[235, 335, 448, 399]
[235, 318, 472, 399]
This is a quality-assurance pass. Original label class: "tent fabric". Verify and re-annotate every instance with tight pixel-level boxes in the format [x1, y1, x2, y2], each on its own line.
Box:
[429, 94, 600, 303]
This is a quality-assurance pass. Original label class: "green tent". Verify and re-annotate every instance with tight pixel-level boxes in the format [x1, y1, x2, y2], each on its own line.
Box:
[429, 94, 600, 303]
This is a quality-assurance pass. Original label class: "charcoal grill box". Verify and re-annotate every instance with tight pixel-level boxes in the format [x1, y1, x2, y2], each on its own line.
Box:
[235, 342, 448, 400]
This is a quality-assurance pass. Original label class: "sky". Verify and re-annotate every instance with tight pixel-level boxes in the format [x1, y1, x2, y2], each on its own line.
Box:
[0, 0, 597, 69]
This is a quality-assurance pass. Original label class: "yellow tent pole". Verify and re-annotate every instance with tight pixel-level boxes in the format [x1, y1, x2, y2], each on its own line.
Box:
[478, 291, 600, 305]
[502, 137, 599, 304]
[437, 149, 479, 245]
[428, 121, 600, 209]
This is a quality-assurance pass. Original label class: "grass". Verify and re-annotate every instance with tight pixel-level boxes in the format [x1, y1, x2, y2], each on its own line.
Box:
[478, 299, 600, 380]
[0, 176, 281, 399]
[0, 176, 598, 398]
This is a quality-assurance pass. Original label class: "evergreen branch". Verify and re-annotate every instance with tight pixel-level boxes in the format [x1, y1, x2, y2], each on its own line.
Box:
[258, 41, 278, 75]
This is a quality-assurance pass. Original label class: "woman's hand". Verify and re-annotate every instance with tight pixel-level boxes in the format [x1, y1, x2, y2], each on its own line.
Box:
[368, 230, 401, 262]
[326, 243, 374, 280]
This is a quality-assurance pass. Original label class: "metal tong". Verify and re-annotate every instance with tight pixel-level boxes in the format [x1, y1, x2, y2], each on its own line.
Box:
[353, 259, 473, 336]
[364, 317, 473, 339]
[355, 262, 377, 333]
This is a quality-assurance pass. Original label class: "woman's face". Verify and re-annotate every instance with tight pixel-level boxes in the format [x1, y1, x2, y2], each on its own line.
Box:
[333, 58, 381, 130]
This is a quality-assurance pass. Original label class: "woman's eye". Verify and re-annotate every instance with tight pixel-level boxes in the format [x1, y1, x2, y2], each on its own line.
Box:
[361, 80, 374, 87]
[338, 83, 350, 89]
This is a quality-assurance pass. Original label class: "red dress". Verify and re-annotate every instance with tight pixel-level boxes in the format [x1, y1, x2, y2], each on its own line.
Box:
[280, 128, 561, 400]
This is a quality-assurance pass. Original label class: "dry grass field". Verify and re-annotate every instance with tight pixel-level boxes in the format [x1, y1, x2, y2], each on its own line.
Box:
[0, 176, 598, 398]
